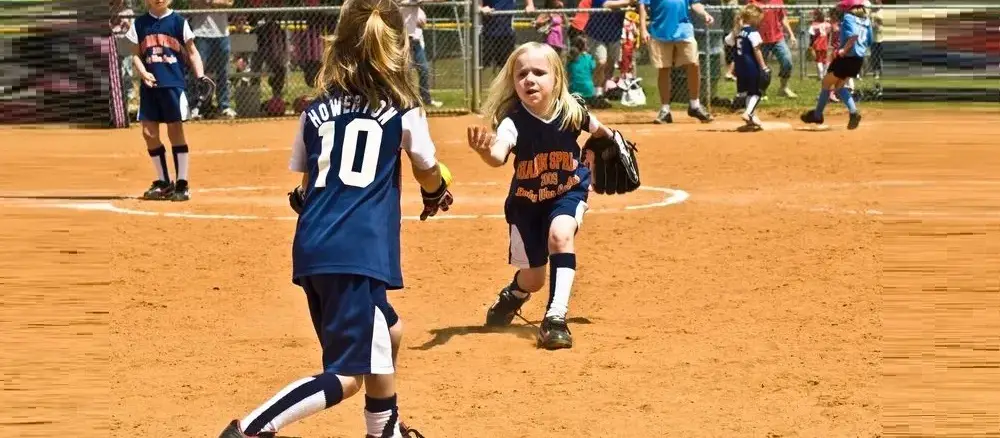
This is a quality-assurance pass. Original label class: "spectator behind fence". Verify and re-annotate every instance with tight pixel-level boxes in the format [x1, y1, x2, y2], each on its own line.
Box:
[112, 0, 137, 110]
[189, 0, 237, 119]
[639, 0, 715, 123]
[568, 0, 590, 40]
[241, 0, 288, 113]
[402, 0, 444, 107]
[750, 0, 797, 98]
[584, 0, 628, 100]
[535, 0, 567, 54]
[567, 35, 611, 108]
[480, 0, 536, 74]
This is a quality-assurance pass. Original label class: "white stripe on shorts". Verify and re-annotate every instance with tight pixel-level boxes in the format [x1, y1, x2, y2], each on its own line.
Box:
[179, 91, 189, 121]
[369, 307, 394, 375]
[509, 224, 530, 269]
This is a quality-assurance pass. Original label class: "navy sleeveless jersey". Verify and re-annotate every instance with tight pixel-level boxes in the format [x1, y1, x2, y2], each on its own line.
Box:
[127, 10, 192, 89]
[291, 93, 416, 290]
[728, 25, 764, 77]
[497, 103, 594, 205]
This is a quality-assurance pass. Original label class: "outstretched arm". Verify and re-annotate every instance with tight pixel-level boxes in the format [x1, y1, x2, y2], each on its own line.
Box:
[468, 122, 515, 167]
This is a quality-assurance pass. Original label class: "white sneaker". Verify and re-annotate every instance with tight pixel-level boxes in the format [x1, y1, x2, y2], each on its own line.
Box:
[221, 108, 238, 119]
[190, 107, 202, 120]
[781, 88, 798, 98]
[429, 100, 443, 108]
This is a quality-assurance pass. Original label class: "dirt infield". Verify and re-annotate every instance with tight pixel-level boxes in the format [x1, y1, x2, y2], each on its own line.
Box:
[2, 108, 999, 438]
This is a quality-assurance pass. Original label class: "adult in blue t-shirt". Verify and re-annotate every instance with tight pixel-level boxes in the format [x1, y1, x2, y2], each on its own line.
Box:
[639, 0, 716, 124]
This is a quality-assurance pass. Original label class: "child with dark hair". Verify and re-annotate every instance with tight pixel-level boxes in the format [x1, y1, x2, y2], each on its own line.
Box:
[566, 36, 610, 108]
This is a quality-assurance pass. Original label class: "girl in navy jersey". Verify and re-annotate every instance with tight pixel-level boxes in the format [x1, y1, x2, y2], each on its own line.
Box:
[126, 0, 209, 201]
[468, 42, 619, 350]
[218, 0, 451, 436]
[724, 3, 770, 130]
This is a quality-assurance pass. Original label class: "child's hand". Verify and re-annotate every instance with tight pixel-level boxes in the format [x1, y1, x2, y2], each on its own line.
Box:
[467, 126, 495, 155]
[140, 71, 157, 87]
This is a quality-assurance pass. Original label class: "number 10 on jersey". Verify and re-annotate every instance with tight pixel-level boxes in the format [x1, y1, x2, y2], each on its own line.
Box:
[315, 119, 384, 189]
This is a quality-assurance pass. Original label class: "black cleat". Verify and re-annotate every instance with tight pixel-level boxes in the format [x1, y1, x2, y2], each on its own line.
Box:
[538, 316, 573, 350]
[401, 422, 426, 438]
[800, 109, 825, 125]
[171, 180, 190, 202]
[141, 180, 174, 201]
[847, 112, 862, 130]
[687, 106, 714, 123]
[219, 420, 275, 438]
[485, 286, 529, 327]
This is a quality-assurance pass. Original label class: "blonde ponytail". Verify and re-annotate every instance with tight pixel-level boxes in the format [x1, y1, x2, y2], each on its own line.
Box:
[314, 0, 422, 109]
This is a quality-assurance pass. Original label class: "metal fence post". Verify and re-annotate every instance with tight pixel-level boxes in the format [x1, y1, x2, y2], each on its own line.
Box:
[462, 1, 472, 111]
[471, 2, 482, 113]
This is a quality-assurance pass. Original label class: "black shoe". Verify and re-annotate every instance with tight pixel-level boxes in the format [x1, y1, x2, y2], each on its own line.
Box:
[653, 108, 673, 124]
[141, 180, 174, 201]
[847, 112, 862, 130]
[485, 286, 529, 327]
[687, 106, 714, 123]
[800, 109, 824, 125]
[538, 316, 573, 350]
[219, 419, 275, 438]
[171, 180, 190, 202]
[401, 422, 426, 438]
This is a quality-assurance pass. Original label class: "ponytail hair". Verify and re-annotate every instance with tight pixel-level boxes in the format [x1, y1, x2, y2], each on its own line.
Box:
[315, 0, 422, 109]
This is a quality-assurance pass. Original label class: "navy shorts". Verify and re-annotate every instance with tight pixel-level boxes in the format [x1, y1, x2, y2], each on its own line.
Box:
[506, 190, 589, 269]
[829, 56, 864, 80]
[300, 274, 399, 376]
[736, 72, 762, 96]
[138, 86, 189, 123]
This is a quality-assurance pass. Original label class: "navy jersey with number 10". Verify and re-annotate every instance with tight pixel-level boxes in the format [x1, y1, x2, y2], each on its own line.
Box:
[289, 93, 438, 290]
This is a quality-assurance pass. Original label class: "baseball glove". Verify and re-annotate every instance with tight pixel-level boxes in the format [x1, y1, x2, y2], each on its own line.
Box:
[288, 185, 305, 214]
[583, 130, 640, 195]
[759, 67, 772, 95]
[189, 76, 216, 111]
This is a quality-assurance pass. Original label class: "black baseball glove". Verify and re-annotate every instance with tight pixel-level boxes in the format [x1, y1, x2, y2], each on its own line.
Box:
[288, 185, 306, 214]
[583, 130, 640, 195]
[189, 76, 216, 111]
[759, 67, 772, 95]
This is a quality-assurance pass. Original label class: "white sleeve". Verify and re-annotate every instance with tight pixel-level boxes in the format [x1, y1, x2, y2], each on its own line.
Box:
[401, 108, 438, 171]
[723, 31, 735, 47]
[586, 113, 601, 134]
[496, 117, 518, 145]
[288, 112, 309, 172]
[749, 31, 763, 47]
[125, 22, 138, 44]
[182, 19, 195, 42]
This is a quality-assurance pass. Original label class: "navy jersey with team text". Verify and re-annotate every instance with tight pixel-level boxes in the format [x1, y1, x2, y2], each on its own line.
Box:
[125, 10, 194, 89]
[496, 103, 600, 205]
[725, 25, 764, 77]
[289, 93, 438, 289]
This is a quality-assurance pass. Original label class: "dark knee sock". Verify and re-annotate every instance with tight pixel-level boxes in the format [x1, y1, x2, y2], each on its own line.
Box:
[508, 271, 528, 298]
[241, 372, 344, 436]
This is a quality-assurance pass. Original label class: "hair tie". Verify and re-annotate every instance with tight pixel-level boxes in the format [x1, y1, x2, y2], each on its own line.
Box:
[371, 9, 381, 18]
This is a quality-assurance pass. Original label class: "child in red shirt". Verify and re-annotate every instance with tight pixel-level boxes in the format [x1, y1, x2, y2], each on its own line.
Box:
[808, 9, 831, 80]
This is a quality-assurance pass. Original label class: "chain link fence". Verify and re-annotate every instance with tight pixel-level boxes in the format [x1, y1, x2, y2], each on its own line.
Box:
[25, 1, 991, 125]
[111, 2, 471, 122]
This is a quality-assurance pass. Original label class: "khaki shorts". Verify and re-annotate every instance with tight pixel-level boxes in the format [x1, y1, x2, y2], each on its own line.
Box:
[588, 37, 622, 65]
[649, 38, 698, 68]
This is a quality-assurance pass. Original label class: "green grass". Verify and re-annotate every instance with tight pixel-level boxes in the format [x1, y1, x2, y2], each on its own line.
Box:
[125, 54, 988, 119]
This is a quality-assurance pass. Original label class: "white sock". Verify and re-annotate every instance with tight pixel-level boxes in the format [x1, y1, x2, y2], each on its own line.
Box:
[171, 145, 189, 182]
[148, 145, 169, 181]
[689, 98, 701, 109]
[241, 376, 333, 435]
[744, 95, 761, 116]
[365, 409, 400, 438]
[660, 104, 670, 113]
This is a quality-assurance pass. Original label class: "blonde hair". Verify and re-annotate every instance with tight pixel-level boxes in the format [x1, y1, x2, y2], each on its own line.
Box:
[739, 3, 763, 25]
[848, 5, 869, 18]
[481, 42, 586, 132]
[314, 0, 422, 109]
